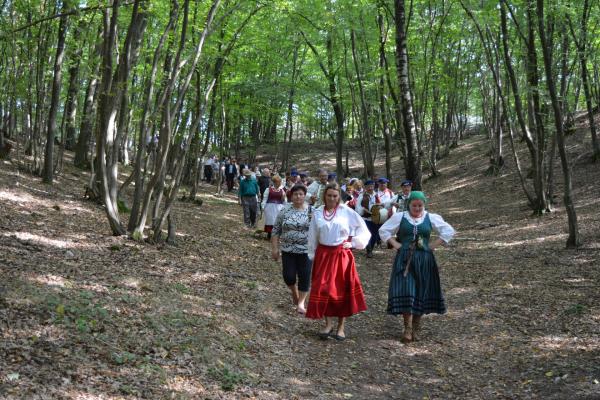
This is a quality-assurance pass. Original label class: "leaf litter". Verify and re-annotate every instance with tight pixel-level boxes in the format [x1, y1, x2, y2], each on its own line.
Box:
[1, 128, 599, 399]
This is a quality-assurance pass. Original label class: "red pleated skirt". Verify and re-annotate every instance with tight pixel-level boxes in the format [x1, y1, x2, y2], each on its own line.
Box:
[306, 244, 367, 319]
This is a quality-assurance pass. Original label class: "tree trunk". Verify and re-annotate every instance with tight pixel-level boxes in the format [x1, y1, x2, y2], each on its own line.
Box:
[42, 1, 69, 183]
[134, 0, 222, 240]
[64, 19, 85, 151]
[281, 43, 300, 174]
[96, 0, 147, 236]
[75, 27, 102, 169]
[536, 0, 580, 248]
[350, 29, 374, 178]
[378, 9, 392, 181]
[430, 83, 440, 176]
[525, 0, 548, 214]
[395, 0, 421, 189]
[568, 0, 600, 160]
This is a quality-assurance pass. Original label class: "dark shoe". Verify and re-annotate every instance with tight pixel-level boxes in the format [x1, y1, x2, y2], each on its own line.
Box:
[318, 328, 333, 340]
[333, 334, 346, 341]
[366, 250, 373, 258]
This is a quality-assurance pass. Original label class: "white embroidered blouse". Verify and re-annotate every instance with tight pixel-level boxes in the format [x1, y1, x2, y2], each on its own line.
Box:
[378, 211, 456, 244]
[307, 204, 371, 260]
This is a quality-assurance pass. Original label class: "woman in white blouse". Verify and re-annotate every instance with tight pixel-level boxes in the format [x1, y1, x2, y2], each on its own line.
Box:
[261, 175, 286, 240]
[306, 183, 371, 341]
[379, 191, 455, 343]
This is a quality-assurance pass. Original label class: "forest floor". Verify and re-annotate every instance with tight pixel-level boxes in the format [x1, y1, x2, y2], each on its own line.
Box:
[1, 121, 600, 399]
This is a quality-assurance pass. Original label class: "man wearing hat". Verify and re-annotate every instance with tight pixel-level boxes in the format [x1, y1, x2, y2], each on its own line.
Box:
[307, 169, 329, 208]
[356, 178, 395, 257]
[257, 167, 272, 203]
[299, 172, 309, 186]
[375, 178, 394, 204]
[238, 168, 260, 229]
[392, 179, 413, 212]
[327, 172, 337, 184]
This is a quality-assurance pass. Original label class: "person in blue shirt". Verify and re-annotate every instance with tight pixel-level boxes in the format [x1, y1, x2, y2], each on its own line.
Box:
[238, 169, 260, 228]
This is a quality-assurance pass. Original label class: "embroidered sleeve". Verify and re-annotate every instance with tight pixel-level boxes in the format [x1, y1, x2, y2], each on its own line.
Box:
[348, 207, 371, 250]
[307, 209, 320, 260]
[261, 188, 269, 209]
[378, 211, 403, 243]
[429, 213, 456, 243]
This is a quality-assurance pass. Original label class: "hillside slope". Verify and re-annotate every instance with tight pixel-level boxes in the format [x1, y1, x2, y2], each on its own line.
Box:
[0, 120, 599, 399]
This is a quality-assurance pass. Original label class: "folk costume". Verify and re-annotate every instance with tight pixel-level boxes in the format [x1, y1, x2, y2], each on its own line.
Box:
[306, 204, 371, 319]
[393, 179, 413, 212]
[393, 192, 410, 213]
[262, 185, 287, 237]
[307, 180, 327, 208]
[356, 180, 394, 257]
[379, 193, 455, 317]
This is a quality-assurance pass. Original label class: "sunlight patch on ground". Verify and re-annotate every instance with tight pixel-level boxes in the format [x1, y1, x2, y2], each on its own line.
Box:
[501, 283, 527, 290]
[534, 335, 600, 352]
[436, 177, 480, 194]
[190, 272, 217, 283]
[575, 197, 600, 208]
[2, 231, 90, 250]
[0, 189, 49, 207]
[30, 274, 69, 288]
[204, 194, 239, 205]
[447, 305, 489, 317]
[121, 277, 141, 289]
[562, 278, 592, 283]
[446, 286, 476, 295]
[445, 208, 478, 215]
[164, 375, 206, 396]
[402, 346, 432, 357]
[55, 201, 95, 215]
[61, 388, 129, 399]
[283, 376, 310, 386]
[492, 234, 568, 248]
[77, 282, 110, 294]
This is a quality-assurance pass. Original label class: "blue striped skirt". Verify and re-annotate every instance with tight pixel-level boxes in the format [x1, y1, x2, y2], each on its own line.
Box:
[387, 248, 446, 315]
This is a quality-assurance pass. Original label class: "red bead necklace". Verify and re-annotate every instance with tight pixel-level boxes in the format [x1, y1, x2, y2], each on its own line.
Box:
[323, 205, 338, 221]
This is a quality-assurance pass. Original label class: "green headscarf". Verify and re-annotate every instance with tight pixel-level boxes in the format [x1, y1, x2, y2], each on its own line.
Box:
[407, 191, 428, 205]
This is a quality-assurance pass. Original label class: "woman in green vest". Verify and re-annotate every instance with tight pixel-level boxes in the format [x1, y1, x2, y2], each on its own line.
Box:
[378, 191, 455, 343]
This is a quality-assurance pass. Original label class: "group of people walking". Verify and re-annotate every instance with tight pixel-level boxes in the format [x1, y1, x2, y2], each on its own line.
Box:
[236, 167, 456, 343]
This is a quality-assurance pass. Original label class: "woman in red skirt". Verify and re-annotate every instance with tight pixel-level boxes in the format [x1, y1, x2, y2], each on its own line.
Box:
[306, 183, 371, 340]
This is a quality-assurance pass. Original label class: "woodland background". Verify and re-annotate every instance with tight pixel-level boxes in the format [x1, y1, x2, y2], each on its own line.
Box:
[1, 0, 599, 398]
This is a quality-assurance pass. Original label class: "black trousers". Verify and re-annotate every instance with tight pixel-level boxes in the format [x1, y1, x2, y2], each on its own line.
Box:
[226, 175, 235, 191]
[281, 252, 312, 292]
[204, 165, 213, 182]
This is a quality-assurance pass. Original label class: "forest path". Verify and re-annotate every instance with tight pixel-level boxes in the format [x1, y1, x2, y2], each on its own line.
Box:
[1, 133, 599, 399]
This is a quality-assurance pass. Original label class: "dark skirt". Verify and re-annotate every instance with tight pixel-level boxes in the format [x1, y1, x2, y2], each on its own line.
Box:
[387, 248, 446, 315]
[306, 244, 367, 319]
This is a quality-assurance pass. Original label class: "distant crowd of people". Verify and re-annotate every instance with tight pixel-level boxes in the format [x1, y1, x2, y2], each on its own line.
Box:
[207, 159, 456, 343]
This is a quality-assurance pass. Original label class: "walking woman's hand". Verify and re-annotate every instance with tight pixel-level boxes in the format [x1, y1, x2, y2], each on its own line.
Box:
[388, 238, 401, 250]
[271, 249, 280, 261]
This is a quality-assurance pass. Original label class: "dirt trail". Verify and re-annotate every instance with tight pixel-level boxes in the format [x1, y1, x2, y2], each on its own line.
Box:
[1, 131, 599, 399]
